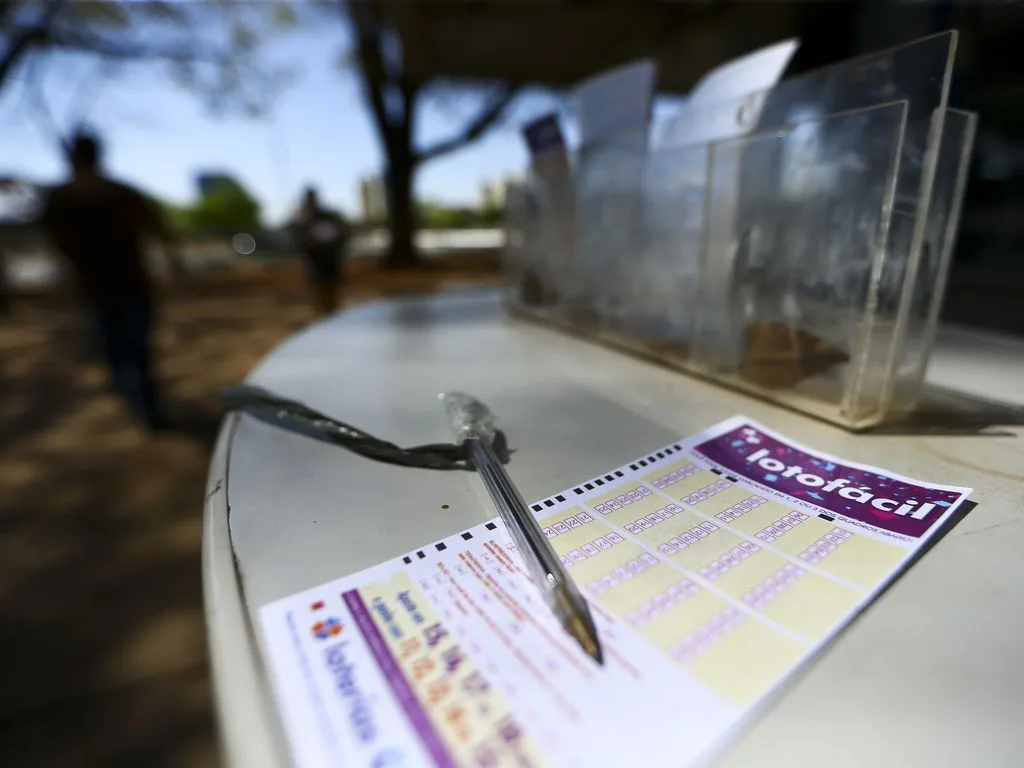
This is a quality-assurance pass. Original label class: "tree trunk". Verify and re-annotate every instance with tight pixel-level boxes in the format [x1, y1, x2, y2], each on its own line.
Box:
[384, 138, 422, 270]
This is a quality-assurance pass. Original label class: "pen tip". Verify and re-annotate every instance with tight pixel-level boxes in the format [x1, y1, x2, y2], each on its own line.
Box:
[567, 613, 605, 667]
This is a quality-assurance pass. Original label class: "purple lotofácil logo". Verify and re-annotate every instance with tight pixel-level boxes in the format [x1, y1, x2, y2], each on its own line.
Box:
[693, 423, 968, 539]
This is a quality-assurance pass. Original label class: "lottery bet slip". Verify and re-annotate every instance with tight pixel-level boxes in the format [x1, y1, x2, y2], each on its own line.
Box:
[260, 416, 971, 768]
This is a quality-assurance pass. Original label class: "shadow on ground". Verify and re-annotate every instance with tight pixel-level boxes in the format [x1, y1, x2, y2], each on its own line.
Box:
[0, 256, 499, 767]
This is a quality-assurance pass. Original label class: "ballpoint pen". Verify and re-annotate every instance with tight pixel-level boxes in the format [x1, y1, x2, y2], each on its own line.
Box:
[441, 391, 604, 666]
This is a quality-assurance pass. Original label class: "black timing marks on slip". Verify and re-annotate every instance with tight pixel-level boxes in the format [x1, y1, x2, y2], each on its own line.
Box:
[401, 522, 500, 565]
[397, 442, 699, 565]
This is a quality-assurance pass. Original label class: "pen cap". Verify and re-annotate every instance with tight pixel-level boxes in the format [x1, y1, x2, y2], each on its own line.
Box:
[439, 391, 498, 443]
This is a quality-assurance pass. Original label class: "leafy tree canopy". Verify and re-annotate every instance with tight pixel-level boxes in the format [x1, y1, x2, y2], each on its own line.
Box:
[160, 177, 262, 236]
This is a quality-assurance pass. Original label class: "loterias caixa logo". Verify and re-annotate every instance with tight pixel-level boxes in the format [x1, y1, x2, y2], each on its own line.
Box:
[309, 599, 344, 640]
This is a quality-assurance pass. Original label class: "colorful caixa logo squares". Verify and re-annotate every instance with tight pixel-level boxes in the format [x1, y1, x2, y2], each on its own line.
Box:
[311, 617, 344, 640]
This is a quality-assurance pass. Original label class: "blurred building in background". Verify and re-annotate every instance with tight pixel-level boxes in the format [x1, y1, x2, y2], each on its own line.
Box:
[358, 175, 387, 221]
[479, 176, 521, 211]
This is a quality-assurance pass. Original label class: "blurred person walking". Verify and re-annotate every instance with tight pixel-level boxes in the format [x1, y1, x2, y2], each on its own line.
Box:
[38, 130, 184, 432]
[292, 187, 350, 318]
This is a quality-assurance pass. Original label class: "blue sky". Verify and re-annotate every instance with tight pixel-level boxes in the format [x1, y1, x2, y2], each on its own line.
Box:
[0, 22, 568, 226]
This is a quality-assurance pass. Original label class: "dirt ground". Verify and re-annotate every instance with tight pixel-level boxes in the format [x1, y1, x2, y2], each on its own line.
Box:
[0, 254, 501, 767]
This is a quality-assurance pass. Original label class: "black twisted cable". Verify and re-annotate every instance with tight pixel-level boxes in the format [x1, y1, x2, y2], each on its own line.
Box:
[221, 384, 510, 471]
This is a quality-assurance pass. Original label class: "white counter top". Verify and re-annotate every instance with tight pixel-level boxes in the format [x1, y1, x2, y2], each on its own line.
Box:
[204, 287, 1024, 768]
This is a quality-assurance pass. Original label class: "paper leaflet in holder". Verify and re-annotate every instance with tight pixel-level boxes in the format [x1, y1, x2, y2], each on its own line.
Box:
[509, 114, 574, 310]
[569, 59, 657, 332]
[503, 31, 977, 430]
[505, 60, 659, 332]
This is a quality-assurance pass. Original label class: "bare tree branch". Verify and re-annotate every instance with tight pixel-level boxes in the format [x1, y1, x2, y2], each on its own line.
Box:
[0, 0, 296, 143]
[22, 55, 119, 152]
[65, 58, 119, 128]
[416, 84, 521, 164]
[0, 0, 68, 89]
[26, 60, 59, 140]
[40, 29, 232, 65]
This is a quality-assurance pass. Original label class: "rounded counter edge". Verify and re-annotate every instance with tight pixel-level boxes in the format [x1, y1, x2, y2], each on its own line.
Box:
[202, 412, 292, 768]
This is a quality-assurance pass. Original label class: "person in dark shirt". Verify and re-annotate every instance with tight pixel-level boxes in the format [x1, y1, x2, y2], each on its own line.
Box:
[39, 130, 183, 431]
[292, 187, 350, 318]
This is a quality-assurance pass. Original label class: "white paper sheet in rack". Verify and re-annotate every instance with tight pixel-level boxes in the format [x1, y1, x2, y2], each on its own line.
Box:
[572, 58, 657, 152]
[686, 38, 799, 108]
[260, 416, 972, 768]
